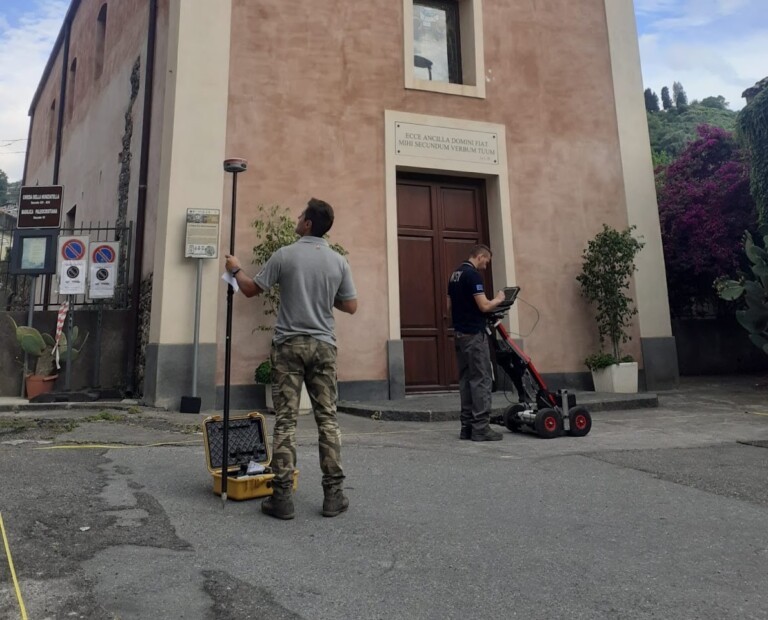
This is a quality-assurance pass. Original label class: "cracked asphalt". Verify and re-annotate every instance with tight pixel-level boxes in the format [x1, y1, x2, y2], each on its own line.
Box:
[1, 375, 767, 619]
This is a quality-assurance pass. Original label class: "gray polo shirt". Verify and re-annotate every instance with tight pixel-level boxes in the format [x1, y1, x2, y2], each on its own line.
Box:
[254, 236, 357, 346]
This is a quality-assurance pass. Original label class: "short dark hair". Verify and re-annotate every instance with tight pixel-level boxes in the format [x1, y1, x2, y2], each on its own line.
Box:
[469, 244, 492, 259]
[305, 198, 334, 237]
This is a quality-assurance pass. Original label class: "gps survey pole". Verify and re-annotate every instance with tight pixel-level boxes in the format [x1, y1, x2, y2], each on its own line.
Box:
[221, 158, 247, 503]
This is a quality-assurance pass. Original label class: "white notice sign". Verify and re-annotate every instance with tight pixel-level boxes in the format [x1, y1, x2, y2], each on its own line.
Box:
[88, 241, 120, 299]
[89, 265, 116, 298]
[185, 209, 220, 258]
[395, 122, 499, 166]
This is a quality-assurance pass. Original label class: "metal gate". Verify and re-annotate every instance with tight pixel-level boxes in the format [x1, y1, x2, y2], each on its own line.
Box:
[0, 220, 133, 311]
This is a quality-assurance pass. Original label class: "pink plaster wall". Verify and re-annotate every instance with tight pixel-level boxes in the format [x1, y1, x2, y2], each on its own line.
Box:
[223, 0, 638, 384]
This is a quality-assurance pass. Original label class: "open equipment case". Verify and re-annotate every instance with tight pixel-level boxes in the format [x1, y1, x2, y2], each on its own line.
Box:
[203, 412, 298, 500]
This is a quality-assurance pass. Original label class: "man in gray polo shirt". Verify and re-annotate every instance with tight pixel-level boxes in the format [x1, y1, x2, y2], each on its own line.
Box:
[225, 198, 358, 520]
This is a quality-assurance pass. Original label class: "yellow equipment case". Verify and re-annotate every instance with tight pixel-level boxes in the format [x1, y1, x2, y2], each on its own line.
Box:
[202, 412, 298, 501]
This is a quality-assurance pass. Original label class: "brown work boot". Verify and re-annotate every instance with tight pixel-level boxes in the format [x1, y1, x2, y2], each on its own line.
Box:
[321, 487, 349, 517]
[261, 488, 295, 520]
[471, 427, 503, 441]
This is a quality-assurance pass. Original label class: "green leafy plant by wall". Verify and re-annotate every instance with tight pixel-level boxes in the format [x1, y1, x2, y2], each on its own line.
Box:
[716, 225, 768, 355]
[738, 86, 768, 222]
[716, 82, 768, 356]
[577, 225, 645, 369]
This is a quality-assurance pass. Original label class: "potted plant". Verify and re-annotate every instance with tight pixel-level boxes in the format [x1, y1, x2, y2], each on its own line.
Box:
[254, 358, 312, 413]
[8, 316, 89, 400]
[577, 224, 644, 393]
[250, 205, 347, 413]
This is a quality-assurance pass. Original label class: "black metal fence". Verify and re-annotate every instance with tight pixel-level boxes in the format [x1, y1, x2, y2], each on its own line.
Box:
[0, 220, 133, 312]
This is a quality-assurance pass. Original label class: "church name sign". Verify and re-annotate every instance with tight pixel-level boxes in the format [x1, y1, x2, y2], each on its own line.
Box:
[395, 122, 498, 166]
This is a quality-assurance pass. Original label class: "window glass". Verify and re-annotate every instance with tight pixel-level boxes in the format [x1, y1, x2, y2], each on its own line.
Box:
[413, 1, 461, 84]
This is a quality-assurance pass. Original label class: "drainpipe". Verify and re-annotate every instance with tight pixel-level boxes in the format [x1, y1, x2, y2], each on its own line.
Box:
[126, 0, 158, 395]
[52, 19, 70, 186]
[21, 111, 34, 185]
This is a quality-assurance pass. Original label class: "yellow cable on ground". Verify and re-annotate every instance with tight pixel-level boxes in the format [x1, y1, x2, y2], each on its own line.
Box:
[35, 440, 201, 450]
[0, 512, 28, 620]
[27, 428, 449, 452]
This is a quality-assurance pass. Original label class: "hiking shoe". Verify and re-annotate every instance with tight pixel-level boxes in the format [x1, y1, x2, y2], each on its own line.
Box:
[459, 426, 472, 440]
[261, 494, 295, 520]
[322, 488, 349, 517]
[471, 427, 503, 441]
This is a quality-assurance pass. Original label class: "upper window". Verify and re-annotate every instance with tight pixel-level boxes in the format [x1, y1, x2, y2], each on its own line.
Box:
[413, 1, 461, 84]
[404, 0, 485, 99]
[95, 4, 107, 79]
[66, 58, 77, 122]
[48, 100, 57, 151]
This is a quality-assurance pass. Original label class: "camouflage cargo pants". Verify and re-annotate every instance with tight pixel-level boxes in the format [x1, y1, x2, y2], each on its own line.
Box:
[270, 335, 344, 491]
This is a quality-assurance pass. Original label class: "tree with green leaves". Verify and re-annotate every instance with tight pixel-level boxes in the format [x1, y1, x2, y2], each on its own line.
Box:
[644, 88, 660, 112]
[646, 100, 737, 160]
[701, 95, 728, 110]
[661, 86, 673, 111]
[577, 225, 645, 368]
[673, 81, 688, 109]
[0, 169, 8, 206]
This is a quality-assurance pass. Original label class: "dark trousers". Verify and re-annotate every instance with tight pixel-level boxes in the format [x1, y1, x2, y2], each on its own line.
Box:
[454, 331, 493, 431]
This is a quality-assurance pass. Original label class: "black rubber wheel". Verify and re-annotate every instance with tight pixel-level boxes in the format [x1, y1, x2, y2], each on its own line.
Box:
[503, 404, 525, 432]
[534, 407, 563, 439]
[567, 406, 592, 437]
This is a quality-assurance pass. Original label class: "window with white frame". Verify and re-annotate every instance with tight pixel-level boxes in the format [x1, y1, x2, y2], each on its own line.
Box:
[404, 0, 485, 98]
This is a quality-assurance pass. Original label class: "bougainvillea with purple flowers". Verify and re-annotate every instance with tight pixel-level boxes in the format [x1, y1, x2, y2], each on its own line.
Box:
[657, 124, 757, 317]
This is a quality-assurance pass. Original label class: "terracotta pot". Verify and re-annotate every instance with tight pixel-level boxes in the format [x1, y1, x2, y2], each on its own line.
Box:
[25, 374, 58, 400]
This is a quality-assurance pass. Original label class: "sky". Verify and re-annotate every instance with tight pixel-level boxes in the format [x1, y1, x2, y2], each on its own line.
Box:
[0, 0, 766, 183]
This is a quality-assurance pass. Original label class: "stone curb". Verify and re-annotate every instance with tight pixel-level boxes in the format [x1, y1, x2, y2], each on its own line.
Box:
[338, 393, 659, 422]
[0, 401, 163, 414]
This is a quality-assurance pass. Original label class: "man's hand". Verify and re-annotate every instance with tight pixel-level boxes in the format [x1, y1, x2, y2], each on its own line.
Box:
[224, 253, 262, 298]
[474, 290, 506, 313]
[224, 254, 241, 273]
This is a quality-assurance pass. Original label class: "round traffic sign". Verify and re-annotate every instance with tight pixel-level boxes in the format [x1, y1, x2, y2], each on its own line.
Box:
[61, 239, 86, 261]
[92, 245, 116, 264]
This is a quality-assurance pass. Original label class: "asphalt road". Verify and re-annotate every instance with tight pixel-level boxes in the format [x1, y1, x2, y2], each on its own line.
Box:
[1, 378, 768, 619]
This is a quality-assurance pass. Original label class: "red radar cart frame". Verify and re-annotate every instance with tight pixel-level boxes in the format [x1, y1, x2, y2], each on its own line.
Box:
[486, 287, 592, 439]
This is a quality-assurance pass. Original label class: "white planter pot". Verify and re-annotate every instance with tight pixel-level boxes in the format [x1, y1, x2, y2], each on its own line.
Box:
[264, 382, 312, 414]
[591, 362, 638, 393]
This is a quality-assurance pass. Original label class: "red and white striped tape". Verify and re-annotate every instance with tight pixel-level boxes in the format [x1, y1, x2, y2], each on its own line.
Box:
[52, 301, 70, 369]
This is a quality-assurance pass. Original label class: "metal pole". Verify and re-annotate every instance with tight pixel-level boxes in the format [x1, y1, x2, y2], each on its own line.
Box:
[65, 295, 73, 391]
[93, 301, 103, 389]
[21, 277, 37, 398]
[222, 169, 238, 502]
[192, 258, 202, 398]
[221, 157, 247, 504]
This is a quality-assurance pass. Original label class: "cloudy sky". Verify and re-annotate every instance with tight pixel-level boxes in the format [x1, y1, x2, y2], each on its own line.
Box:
[0, 0, 765, 182]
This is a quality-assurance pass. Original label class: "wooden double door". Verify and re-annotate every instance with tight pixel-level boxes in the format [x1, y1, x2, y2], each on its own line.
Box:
[397, 174, 491, 392]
